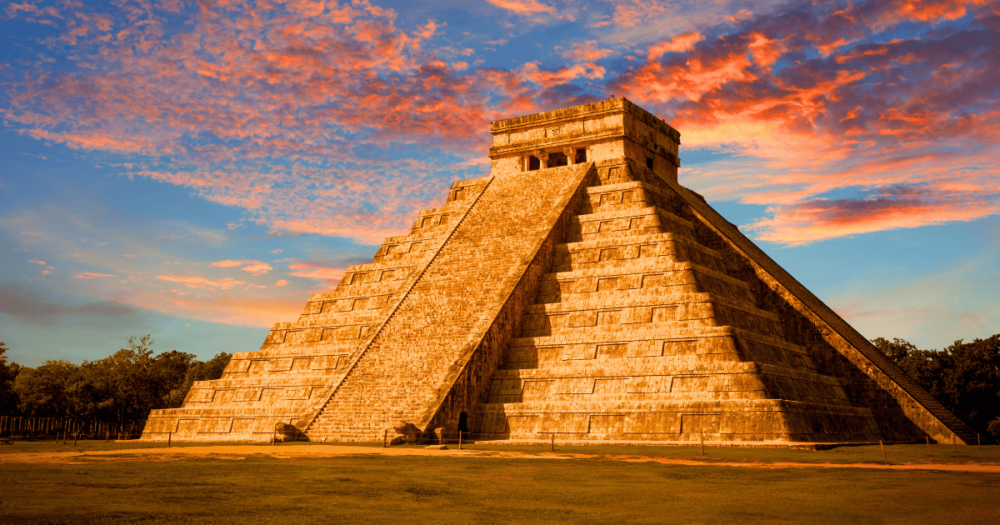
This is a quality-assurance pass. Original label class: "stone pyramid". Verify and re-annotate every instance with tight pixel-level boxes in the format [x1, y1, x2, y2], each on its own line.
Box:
[142, 98, 975, 445]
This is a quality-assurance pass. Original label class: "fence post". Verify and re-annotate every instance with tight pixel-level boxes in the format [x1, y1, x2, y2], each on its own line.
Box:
[879, 440, 888, 465]
[953, 435, 957, 453]
[700, 431, 705, 455]
[459, 431, 462, 450]
[926, 436, 930, 455]
[383, 429, 387, 448]
[550, 434, 554, 452]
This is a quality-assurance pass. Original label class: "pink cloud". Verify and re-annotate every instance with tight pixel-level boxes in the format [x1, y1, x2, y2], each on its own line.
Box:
[74, 272, 115, 279]
[157, 275, 245, 289]
[606, 0, 668, 28]
[485, 0, 557, 17]
[287, 262, 345, 283]
[648, 32, 704, 61]
[273, 279, 289, 287]
[28, 260, 45, 265]
[563, 41, 613, 62]
[209, 259, 273, 276]
[612, 2, 1000, 244]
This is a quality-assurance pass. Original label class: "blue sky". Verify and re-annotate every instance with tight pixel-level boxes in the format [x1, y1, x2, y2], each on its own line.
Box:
[1, 0, 998, 365]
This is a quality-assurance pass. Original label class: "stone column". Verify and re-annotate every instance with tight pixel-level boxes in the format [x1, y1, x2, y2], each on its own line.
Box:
[535, 150, 549, 169]
[564, 147, 577, 165]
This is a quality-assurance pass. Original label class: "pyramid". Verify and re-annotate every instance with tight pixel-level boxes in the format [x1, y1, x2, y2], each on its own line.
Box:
[142, 98, 975, 445]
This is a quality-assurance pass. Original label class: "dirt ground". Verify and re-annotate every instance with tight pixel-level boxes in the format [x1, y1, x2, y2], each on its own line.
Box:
[3, 444, 999, 473]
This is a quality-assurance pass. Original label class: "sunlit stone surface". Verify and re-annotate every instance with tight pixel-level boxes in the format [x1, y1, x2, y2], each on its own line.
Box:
[142, 99, 974, 445]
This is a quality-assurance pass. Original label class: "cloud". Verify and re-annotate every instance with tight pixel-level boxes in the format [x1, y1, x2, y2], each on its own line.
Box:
[648, 32, 704, 61]
[273, 279, 288, 287]
[0, 282, 143, 326]
[157, 275, 245, 290]
[612, 1, 1000, 244]
[74, 272, 115, 279]
[563, 41, 613, 62]
[5, 0, 999, 250]
[28, 260, 45, 265]
[287, 262, 345, 283]
[746, 187, 1000, 245]
[209, 259, 273, 276]
[3, 0, 543, 244]
[485, 0, 557, 17]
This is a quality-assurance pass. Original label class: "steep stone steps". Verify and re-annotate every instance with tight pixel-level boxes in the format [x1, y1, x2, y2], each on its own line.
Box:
[304, 163, 595, 441]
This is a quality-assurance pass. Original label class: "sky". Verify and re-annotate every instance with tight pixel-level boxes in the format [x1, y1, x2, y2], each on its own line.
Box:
[1, 0, 998, 366]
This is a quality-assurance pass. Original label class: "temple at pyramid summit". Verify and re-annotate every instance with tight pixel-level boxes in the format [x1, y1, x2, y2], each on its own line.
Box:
[141, 98, 975, 445]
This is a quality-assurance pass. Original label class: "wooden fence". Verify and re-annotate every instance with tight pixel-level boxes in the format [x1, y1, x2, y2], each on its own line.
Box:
[0, 416, 146, 441]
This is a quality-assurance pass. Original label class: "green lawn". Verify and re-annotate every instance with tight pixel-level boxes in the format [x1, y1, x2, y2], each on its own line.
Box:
[1, 442, 998, 524]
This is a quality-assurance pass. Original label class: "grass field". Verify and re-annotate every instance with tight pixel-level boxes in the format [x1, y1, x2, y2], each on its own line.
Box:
[1, 441, 998, 524]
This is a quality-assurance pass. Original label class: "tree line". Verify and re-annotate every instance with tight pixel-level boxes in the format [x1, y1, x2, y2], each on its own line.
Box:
[1, 334, 997, 440]
[872, 334, 1000, 440]
[0, 336, 230, 429]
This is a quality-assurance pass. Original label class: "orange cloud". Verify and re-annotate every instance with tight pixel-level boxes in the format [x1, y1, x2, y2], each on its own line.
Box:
[747, 189, 1000, 246]
[209, 259, 273, 276]
[287, 262, 345, 283]
[74, 272, 115, 279]
[613, 2, 1000, 245]
[485, 0, 557, 17]
[648, 32, 704, 61]
[563, 41, 613, 62]
[608, 0, 668, 28]
[157, 275, 245, 289]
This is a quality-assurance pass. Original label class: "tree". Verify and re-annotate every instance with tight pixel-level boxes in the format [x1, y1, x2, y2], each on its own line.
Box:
[12, 360, 78, 417]
[0, 342, 22, 416]
[164, 352, 231, 408]
[93, 336, 197, 428]
[874, 335, 1000, 441]
[871, 337, 918, 363]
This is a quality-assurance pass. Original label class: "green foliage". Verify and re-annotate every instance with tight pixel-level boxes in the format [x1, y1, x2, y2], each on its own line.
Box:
[871, 337, 918, 362]
[12, 360, 78, 417]
[0, 342, 22, 416]
[874, 334, 1000, 439]
[2, 336, 228, 425]
[164, 352, 231, 408]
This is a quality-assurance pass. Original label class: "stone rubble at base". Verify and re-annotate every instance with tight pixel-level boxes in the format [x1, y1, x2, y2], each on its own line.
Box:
[141, 98, 976, 446]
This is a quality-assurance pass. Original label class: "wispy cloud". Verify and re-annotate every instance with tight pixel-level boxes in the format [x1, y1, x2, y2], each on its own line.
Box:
[287, 262, 345, 284]
[157, 275, 246, 290]
[74, 272, 115, 279]
[612, 0, 1000, 244]
[209, 259, 273, 276]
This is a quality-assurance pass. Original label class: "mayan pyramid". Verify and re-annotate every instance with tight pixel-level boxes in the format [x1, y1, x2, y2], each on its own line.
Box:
[142, 98, 975, 445]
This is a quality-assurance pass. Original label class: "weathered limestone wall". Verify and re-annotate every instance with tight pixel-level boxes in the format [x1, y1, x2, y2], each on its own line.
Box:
[489, 98, 680, 182]
[472, 158, 880, 443]
[641, 174, 976, 444]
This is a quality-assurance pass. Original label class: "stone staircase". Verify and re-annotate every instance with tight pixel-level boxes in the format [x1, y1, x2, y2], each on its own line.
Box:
[304, 163, 595, 441]
[140, 178, 489, 441]
[474, 160, 881, 442]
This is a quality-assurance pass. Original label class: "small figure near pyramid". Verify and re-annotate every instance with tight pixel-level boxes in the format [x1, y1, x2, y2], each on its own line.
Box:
[142, 98, 974, 446]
